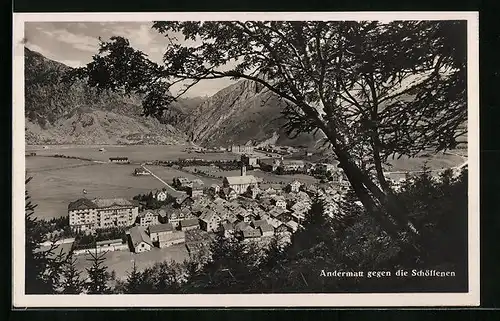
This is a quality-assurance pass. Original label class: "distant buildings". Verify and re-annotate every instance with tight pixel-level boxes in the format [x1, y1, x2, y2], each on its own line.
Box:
[68, 198, 139, 234]
[258, 158, 281, 172]
[158, 230, 186, 248]
[187, 180, 204, 198]
[109, 157, 130, 164]
[229, 145, 254, 153]
[95, 238, 128, 253]
[278, 160, 306, 172]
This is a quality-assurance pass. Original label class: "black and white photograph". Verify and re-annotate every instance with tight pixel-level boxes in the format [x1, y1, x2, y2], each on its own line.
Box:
[12, 12, 479, 307]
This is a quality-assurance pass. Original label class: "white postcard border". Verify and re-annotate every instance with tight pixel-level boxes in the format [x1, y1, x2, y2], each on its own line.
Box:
[12, 11, 480, 307]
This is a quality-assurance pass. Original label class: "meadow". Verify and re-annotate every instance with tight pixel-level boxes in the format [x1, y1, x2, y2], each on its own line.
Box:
[26, 157, 167, 219]
[74, 244, 190, 280]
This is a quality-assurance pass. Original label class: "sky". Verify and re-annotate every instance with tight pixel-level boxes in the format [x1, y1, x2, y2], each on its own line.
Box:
[24, 21, 236, 97]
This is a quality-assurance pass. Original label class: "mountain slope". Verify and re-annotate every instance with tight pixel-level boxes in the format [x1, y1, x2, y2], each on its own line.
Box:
[24, 48, 192, 145]
[179, 79, 325, 148]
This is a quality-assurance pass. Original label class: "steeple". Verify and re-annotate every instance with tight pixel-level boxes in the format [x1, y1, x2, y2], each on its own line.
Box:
[241, 164, 247, 176]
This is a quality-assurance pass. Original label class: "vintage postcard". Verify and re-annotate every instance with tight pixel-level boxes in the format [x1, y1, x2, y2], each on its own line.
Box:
[12, 12, 479, 307]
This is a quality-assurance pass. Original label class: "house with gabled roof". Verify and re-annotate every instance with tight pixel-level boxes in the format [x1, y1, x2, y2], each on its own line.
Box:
[250, 220, 267, 229]
[148, 223, 174, 245]
[180, 218, 200, 231]
[272, 196, 287, 210]
[220, 187, 238, 201]
[128, 226, 153, 253]
[259, 223, 275, 237]
[199, 210, 221, 232]
[222, 222, 235, 238]
[286, 180, 302, 193]
[286, 220, 300, 233]
[136, 209, 159, 227]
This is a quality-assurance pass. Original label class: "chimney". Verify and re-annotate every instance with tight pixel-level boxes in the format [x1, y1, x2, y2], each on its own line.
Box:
[241, 165, 247, 177]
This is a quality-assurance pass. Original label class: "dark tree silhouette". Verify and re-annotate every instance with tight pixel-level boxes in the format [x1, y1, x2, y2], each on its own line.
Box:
[123, 261, 143, 294]
[25, 177, 67, 294]
[85, 247, 111, 294]
[59, 252, 85, 294]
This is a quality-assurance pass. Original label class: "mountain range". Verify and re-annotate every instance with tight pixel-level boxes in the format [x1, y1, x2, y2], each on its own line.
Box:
[23, 48, 328, 150]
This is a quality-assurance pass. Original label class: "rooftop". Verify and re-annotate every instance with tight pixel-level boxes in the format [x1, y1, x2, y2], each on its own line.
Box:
[92, 198, 135, 208]
[180, 218, 199, 227]
[68, 198, 97, 211]
[259, 224, 274, 233]
[224, 175, 259, 185]
[148, 223, 174, 234]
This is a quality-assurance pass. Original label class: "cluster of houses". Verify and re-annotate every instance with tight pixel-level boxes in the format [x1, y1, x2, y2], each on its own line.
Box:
[240, 153, 344, 180]
[128, 223, 187, 253]
[67, 154, 349, 256]
[255, 145, 298, 156]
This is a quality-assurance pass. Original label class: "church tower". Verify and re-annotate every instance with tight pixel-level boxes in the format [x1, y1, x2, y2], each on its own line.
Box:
[241, 164, 247, 176]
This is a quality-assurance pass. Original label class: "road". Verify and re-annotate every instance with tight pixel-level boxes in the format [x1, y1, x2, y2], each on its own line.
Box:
[140, 165, 185, 196]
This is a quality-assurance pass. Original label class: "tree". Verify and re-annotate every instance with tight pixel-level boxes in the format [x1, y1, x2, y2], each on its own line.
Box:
[66, 21, 467, 254]
[25, 177, 67, 294]
[85, 247, 111, 294]
[59, 252, 85, 294]
[182, 230, 259, 293]
[123, 261, 143, 294]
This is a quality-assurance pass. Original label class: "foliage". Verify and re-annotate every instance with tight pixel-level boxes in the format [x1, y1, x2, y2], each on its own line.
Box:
[58, 252, 85, 294]
[85, 248, 112, 294]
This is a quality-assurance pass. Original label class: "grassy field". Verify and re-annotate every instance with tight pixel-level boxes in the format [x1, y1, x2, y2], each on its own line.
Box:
[75, 244, 190, 280]
[26, 157, 167, 219]
[147, 165, 220, 186]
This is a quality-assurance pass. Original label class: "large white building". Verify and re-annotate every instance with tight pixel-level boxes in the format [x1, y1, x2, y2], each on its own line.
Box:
[68, 198, 139, 234]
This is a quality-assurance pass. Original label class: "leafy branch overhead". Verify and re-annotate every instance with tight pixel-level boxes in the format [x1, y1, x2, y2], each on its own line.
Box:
[68, 21, 466, 159]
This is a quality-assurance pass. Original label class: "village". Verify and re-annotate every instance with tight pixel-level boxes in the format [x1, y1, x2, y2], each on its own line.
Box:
[56, 146, 354, 262]
[34, 141, 466, 273]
